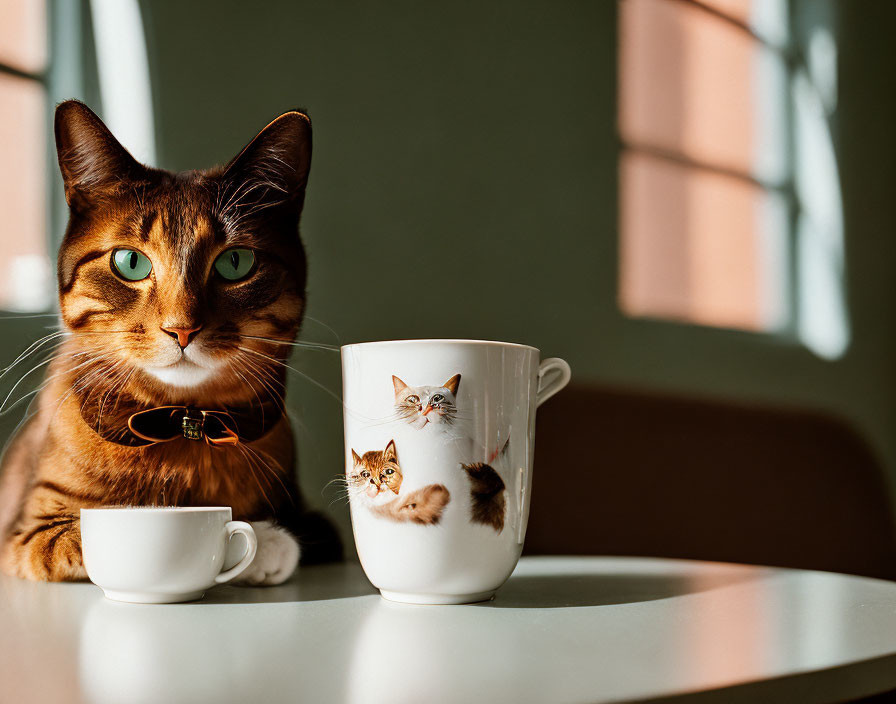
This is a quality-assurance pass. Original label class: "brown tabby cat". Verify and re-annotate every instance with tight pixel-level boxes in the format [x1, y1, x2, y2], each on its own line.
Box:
[0, 100, 340, 582]
[348, 441, 450, 525]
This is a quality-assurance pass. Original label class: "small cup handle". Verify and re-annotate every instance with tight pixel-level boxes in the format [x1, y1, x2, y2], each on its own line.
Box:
[536, 358, 571, 407]
[215, 521, 258, 584]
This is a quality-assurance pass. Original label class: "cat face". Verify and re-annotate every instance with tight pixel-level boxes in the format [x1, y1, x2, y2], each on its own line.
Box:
[348, 440, 403, 502]
[53, 101, 311, 403]
[392, 374, 460, 429]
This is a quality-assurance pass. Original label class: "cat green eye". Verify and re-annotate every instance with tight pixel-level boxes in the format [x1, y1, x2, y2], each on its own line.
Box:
[406, 395, 419, 405]
[432, 394, 444, 403]
[111, 249, 153, 281]
[214, 248, 255, 281]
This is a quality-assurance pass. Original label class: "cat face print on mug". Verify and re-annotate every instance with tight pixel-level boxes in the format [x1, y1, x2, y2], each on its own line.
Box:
[342, 339, 571, 605]
[348, 439, 451, 526]
[392, 374, 461, 430]
[349, 440, 402, 500]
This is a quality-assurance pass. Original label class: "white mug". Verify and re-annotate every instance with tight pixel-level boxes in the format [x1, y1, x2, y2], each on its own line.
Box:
[341, 339, 571, 604]
[80, 506, 257, 603]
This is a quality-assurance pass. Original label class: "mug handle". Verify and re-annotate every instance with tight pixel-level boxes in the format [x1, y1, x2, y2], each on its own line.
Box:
[215, 521, 258, 584]
[536, 358, 571, 407]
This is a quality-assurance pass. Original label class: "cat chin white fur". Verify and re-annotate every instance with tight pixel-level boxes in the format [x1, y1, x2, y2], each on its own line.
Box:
[362, 488, 399, 507]
[233, 521, 300, 586]
[350, 483, 396, 509]
[144, 359, 215, 388]
[407, 415, 464, 441]
[409, 414, 447, 429]
[411, 413, 449, 429]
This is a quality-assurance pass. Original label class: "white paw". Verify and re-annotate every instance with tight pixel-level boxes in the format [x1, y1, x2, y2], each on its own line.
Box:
[234, 521, 300, 586]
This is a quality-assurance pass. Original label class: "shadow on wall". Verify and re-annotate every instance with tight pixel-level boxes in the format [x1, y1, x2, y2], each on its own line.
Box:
[526, 384, 896, 581]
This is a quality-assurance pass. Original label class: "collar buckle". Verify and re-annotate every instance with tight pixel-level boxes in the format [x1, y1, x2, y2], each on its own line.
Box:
[181, 410, 204, 441]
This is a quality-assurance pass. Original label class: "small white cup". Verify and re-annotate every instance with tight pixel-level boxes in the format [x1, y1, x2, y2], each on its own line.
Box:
[80, 506, 257, 604]
[342, 339, 571, 604]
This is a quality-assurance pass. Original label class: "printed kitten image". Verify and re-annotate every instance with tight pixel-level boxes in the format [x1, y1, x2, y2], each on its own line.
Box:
[384, 484, 450, 526]
[0, 101, 341, 582]
[461, 438, 509, 532]
[348, 440, 450, 525]
[461, 463, 506, 532]
[349, 440, 403, 499]
[393, 374, 460, 429]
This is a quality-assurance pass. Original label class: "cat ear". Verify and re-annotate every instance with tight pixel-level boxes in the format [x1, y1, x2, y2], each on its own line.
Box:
[384, 440, 397, 461]
[54, 100, 148, 211]
[392, 376, 408, 396]
[351, 449, 361, 466]
[443, 374, 461, 395]
[220, 110, 312, 218]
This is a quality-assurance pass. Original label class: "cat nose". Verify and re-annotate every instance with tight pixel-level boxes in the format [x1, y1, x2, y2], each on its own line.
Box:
[161, 324, 203, 349]
[422, 404, 433, 416]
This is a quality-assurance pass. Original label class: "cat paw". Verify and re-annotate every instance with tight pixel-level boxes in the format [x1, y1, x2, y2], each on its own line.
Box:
[1, 523, 87, 582]
[233, 521, 300, 586]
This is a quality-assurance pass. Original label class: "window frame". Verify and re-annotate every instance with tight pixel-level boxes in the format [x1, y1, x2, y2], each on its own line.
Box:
[0, 0, 90, 320]
[0, 0, 92, 418]
[617, 0, 802, 341]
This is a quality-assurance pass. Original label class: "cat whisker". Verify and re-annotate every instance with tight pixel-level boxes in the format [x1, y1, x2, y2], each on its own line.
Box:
[235, 354, 287, 412]
[233, 443, 276, 514]
[236, 346, 386, 423]
[326, 490, 353, 508]
[0, 312, 60, 320]
[0, 331, 70, 376]
[240, 442, 295, 508]
[320, 486, 351, 508]
[232, 368, 270, 428]
[76, 365, 124, 426]
[300, 315, 342, 345]
[0, 352, 69, 414]
[322, 475, 348, 490]
[94, 361, 135, 431]
[238, 346, 333, 389]
[238, 335, 339, 352]
[109, 367, 137, 416]
[70, 329, 143, 335]
[0, 389, 45, 464]
[357, 414, 412, 429]
[0, 351, 111, 416]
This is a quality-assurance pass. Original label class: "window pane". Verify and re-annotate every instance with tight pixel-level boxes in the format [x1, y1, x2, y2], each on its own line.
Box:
[0, 0, 47, 74]
[697, 0, 752, 24]
[619, 151, 787, 332]
[619, 0, 787, 184]
[699, 0, 789, 47]
[0, 74, 51, 312]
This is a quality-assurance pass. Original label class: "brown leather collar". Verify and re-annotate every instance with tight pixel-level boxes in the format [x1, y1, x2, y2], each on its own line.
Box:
[78, 390, 284, 447]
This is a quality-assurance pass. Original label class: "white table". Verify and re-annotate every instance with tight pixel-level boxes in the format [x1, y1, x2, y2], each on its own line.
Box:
[2, 556, 896, 703]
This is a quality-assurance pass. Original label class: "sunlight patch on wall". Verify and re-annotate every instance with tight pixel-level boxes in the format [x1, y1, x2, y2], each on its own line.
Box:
[618, 0, 849, 358]
[793, 49, 848, 360]
[0, 1, 52, 313]
[618, 0, 789, 333]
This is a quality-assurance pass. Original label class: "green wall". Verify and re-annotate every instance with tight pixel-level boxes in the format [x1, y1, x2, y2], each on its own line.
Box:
[4, 1, 892, 551]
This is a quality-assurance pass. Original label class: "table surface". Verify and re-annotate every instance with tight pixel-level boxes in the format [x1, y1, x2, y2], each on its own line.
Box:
[2, 556, 896, 704]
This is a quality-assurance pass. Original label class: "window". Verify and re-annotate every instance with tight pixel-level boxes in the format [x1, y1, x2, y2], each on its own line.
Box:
[618, 0, 847, 358]
[0, 0, 154, 315]
[0, 0, 52, 312]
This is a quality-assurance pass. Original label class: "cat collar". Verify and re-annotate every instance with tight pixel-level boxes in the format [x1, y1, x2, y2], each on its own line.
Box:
[78, 394, 284, 448]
